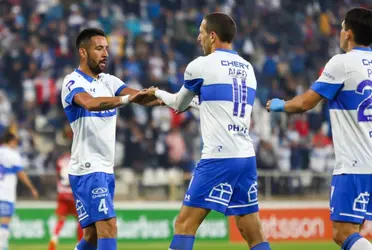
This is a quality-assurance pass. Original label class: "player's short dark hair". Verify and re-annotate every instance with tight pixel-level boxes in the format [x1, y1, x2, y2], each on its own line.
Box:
[204, 13, 236, 43]
[2, 131, 16, 144]
[345, 7, 372, 46]
[76, 28, 105, 49]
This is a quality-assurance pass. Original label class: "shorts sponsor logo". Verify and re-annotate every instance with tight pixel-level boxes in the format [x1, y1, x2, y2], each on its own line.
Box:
[92, 187, 108, 199]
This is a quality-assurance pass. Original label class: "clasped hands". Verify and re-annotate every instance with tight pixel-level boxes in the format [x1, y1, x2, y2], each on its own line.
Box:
[128, 87, 163, 106]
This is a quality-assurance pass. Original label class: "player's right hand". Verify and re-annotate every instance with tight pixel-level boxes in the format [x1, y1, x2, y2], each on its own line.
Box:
[128, 89, 150, 103]
[31, 188, 39, 200]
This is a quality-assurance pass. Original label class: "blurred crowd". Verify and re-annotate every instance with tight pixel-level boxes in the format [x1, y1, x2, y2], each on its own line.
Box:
[1, 0, 372, 196]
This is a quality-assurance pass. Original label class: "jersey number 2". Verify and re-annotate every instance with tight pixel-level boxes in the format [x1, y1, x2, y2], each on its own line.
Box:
[232, 78, 247, 118]
[356, 80, 372, 122]
[66, 80, 75, 91]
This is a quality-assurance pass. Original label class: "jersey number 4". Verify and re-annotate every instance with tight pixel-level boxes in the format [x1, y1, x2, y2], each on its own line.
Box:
[98, 198, 108, 214]
[356, 80, 372, 122]
[232, 78, 248, 118]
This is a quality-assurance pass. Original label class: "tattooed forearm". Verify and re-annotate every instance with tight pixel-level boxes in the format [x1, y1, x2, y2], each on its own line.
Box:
[98, 102, 116, 109]
[84, 97, 122, 111]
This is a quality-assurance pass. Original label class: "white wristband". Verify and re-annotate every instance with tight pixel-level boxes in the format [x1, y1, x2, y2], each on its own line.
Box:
[120, 95, 130, 105]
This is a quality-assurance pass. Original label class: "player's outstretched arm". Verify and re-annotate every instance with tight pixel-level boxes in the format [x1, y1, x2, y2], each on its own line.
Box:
[73, 91, 149, 111]
[147, 86, 195, 112]
[266, 89, 323, 113]
[17, 171, 39, 199]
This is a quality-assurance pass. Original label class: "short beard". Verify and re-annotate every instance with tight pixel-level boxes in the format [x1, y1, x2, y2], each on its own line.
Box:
[87, 54, 103, 74]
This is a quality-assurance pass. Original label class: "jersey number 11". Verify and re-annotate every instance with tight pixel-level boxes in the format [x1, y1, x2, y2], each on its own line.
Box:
[232, 78, 248, 118]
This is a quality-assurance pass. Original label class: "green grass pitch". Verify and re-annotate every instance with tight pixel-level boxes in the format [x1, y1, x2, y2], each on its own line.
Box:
[10, 241, 338, 249]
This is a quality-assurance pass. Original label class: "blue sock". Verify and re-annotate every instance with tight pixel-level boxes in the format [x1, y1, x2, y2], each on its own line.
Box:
[75, 239, 96, 250]
[252, 242, 271, 250]
[169, 235, 195, 250]
[0, 224, 9, 229]
[98, 238, 116, 250]
[342, 233, 362, 250]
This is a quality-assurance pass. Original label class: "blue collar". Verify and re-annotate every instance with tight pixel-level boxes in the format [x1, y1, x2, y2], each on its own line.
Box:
[74, 69, 96, 83]
[215, 48, 238, 55]
[352, 47, 372, 52]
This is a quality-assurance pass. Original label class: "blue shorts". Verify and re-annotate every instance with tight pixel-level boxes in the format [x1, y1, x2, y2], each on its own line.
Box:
[0, 201, 15, 217]
[69, 172, 116, 228]
[330, 174, 372, 224]
[184, 157, 258, 216]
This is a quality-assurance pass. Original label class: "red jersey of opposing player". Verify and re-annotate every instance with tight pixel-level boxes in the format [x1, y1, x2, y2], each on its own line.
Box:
[49, 152, 82, 250]
[56, 153, 76, 217]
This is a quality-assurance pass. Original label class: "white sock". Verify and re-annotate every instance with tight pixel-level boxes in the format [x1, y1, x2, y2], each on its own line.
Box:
[0, 227, 9, 249]
[351, 237, 372, 250]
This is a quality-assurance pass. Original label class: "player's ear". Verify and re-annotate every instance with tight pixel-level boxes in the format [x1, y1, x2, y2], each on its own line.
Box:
[346, 29, 353, 41]
[79, 48, 87, 58]
[210, 31, 216, 43]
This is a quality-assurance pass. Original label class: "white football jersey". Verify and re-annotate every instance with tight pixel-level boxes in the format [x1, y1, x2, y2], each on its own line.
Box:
[0, 146, 23, 203]
[184, 49, 257, 159]
[61, 69, 126, 176]
[311, 47, 372, 175]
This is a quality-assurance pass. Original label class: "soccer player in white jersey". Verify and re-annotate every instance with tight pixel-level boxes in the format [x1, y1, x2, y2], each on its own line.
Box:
[267, 7, 372, 250]
[61, 28, 160, 250]
[0, 131, 39, 250]
[147, 13, 271, 250]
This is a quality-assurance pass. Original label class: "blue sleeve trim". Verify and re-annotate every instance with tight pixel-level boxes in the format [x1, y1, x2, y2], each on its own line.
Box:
[65, 87, 86, 105]
[115, 84, 127, 96]
[311, 81, 344, 100]
[12, 165, 23, 173]
[184, 78, 204, 95]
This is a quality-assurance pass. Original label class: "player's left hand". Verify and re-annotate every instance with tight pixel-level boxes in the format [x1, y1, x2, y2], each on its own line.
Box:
[266, 98, 285, 112]
[146, 86, 158, 96]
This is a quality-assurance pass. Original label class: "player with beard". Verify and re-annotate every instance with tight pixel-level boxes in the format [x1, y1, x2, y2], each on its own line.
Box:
[61, 28, 161, 250]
